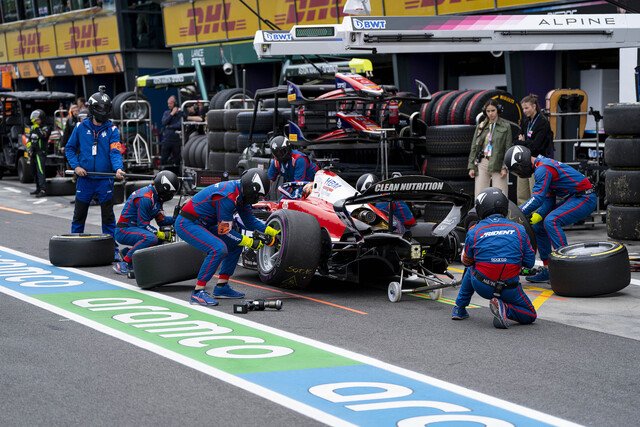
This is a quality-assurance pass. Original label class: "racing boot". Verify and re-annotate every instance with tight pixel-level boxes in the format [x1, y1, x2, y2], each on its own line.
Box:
[489, 298, 509, 329]
[35, 190, 46, 198]
[113, 261, 133, 277]
[190, 290, 219, 306]
[451, 305, 469, 320]
[30, 189, 40, 195]
[213, 283, 245, 299]
[526, 267, 549, 283]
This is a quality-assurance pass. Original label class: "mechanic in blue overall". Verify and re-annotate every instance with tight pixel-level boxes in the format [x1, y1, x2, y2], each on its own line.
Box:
[175, 168, 280, 306]
[504, 145, 597, 283]
[356, 173, 416, 230]
[112, 171, 180, 277]
[267, 136, 318, 198]
[451, 187, 537, 329]
[66, 86, 125, 261]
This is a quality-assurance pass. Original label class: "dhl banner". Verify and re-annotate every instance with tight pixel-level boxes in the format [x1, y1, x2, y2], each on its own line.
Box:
[0, 33, 8, 63]
[164, 1, 199, 46]
[56, 15, 120, 56]
[6, 30, 23, 62]
[55, 21, 76, 57]
[36, 26, 57, 59]
[12, 54, 123, 79]
[226, 0, 259, 40]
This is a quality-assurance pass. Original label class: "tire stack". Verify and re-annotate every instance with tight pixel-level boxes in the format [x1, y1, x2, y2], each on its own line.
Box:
[181, 132, 208, 170]
[604, 103, 640, 241]
[235, 106, 292, 172]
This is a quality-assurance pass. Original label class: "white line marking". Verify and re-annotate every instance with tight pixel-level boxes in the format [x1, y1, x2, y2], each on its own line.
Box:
[0, 246, 583, 427]
[33, 199, 48, 204]
[1, 187, 21, 193]
[630, 278, 640, 287]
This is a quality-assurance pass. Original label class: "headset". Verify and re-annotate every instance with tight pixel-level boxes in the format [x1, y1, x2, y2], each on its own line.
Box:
[483, 99, 504, 115]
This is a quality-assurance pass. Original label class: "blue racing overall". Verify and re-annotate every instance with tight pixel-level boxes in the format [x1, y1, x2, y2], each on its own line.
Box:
[520, 156, 597, 263]
[268, 149, 319, 183]
[175, 180, 266, 286]
[455, 214, 537, 324]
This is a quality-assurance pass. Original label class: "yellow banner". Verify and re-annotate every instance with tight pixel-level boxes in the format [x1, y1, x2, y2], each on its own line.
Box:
[258, 0, 297, 30]
[164, 1, 199, 46]
[55, 21, 76, 57]
[69, 19, 97, 55]
[0, 33, 8, 63]
[17, 28, 40, 60]
[93, 15, 120, 52]
[437, 0, 495, 15]
[497, 0, 553, 7]
[17, 62, 38, 79]
[5, 30, 23, 62]
[226, 0, 260, 40]
[191, 0, 229, 43]
[296, 0, 341, 26]
[383, 0, 436, 16]
[37, 25, 56, 59]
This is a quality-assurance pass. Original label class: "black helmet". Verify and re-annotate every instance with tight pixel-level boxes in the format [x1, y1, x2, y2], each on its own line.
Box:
[153, 170, 180, 202]
[88, 86, 112, 123]
[241, 168, 270, 205]
[504, 145, 533, 178]
[356, 173, 378, 194]
[270, 135, 292, 163]
[475, 187, 509, 219]
[30, 109, 45, 124]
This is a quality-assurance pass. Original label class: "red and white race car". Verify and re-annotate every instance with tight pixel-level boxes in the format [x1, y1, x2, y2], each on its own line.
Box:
[245, 170, 471, 301]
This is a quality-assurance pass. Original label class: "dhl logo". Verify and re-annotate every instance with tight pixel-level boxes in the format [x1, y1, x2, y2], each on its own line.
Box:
[179, 3, 246, 37]
[275, 0, 340, 26]
[64, 24, 108, 50]
[404, 0, 472, 8]
[13, 33, 50, 56]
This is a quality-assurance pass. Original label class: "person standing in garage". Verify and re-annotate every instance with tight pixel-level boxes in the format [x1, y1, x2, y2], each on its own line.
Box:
[160, 95, 183, 171]
[26, 110, 49, 198]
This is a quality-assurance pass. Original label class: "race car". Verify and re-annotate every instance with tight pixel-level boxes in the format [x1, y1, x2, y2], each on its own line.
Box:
[244, 170, 472, 300]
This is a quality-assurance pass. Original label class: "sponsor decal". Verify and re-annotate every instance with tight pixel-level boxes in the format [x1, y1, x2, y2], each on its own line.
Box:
[180, 3, 246, 37]
[481, 230, 516, 238]
[352, 19, 387, 30]
[373, 181, 444, 192]
[263, 32, 293, 42]
[274, 0, 340, 26]
[13, 31, 50, 57]
[538, 16, 616, 26]
[65, 23, 108, 50]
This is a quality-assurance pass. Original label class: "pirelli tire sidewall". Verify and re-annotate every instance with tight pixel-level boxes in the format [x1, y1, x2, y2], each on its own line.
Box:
[549, 241, 630, 297]
[132, 241, 207, 289]
[257, 209, 321, 289]
[49, 234, 114, 267]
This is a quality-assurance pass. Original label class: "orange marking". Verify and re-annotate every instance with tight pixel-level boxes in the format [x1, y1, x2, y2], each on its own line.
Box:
[0, 206, 31, 215]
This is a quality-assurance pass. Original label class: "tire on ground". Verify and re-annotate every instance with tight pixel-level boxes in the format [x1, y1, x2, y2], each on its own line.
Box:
[45, 177, 76, 196]
[132, 241, 207, 289]
[224, 152, 241, 174]
[607, 204, 640, 240]
[605, 169, 640, 205]
[549, 241, 630, 297]
[125, 180, 153, 198]
[208, 151, 226, 171]
[424, 156, 469, 180]
[257, 209, 321, 289]
[424, 125, 475, 155]
[604, 103, 640, 136]
[49, 234, 114, 267]
[604, 136, 640, 168]
[18, 156, 33, 183]
[208, 131, 225, 151]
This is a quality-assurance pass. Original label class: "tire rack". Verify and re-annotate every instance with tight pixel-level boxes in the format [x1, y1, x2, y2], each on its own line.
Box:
[180, 99, 210, 192]
[112, 99, 154, 173]
[548, 108, 605, 227]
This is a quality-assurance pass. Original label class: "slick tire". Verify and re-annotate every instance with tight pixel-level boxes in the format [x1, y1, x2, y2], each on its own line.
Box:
[257, 210, 321, 289]
[607, 204, 640, 240]
[208, 151, 226, 171]
[213, 88, 253, 110]
[605, 169, 640, 205]
[224, 152, 241, 174]
[549, 241, 630, 297]
[132, 241, 207, 289]
[236, 111, 276, 133]
[604, 136, 640, 168]
[464, 90, 522, 126]
[603, 103, 640, 136]
[49, 234, 114, 267]
[424, 156, 469, 180]
[124, 180, 153, 198]
[208, 131, 225, 151]
[206, 109, 226, 131]
[112, 181, 125, 205]
[420, 90, 453, 125]
[18, 157, 33, 184]
[223, 131, 241, 152]
[424, 125, 475, 155]
[45, 177, 76, 196]
[431, 90, 465, 126]
[448, 90, 481, 125]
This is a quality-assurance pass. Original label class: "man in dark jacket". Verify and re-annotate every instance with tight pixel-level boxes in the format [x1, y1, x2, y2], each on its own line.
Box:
[160, 96, 182, 168]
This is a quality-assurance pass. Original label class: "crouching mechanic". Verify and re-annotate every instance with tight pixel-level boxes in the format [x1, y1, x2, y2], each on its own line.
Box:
[113, 171, 180, 277]
[451, 187, 537, 329]
[504, 145, 597, 283]
[268, 136, 318, 191]
[175, 168, 279, 306]
[356, 173, 416, 230]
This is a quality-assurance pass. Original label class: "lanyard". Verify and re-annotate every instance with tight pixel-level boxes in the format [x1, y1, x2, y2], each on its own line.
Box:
[527, 113, 540, 135]
[487, 122, 495, 143]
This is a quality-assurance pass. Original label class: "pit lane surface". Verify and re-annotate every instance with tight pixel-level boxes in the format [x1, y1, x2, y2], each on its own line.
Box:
[1, 178, 639, 426]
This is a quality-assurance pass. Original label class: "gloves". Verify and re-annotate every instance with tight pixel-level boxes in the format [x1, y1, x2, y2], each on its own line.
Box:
[530, 212, 543, 225]
[156, 230, 173, 241]
[264, 226, 280, 247]
[240, 235, 263, 251]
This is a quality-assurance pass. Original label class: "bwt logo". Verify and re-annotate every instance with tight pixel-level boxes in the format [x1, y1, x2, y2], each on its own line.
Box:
[180, 3, 246, 37]
[352, 19, 386, 30]
[64, 24, 108, 49]
[13, 33, 50, 56]
[263, 32, 293, 42]
[275, 0, 339, 26]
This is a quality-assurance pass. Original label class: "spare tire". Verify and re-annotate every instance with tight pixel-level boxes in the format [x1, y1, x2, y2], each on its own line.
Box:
[208, 151, 226, 172]
[464, 90, 522, 126]
[448, 90, 481, 125]
[45, 177, 76, 196]
[18, 157, 34, 184]
[424, 156, 469, 180]
[224, 152, 241, 174]
[605, 169, 640, 205]
[549, 241, 630, 297]
[49, 234, 114, 267]
[208, 131, 225, 151]
[132, 241, 207, 289]
[431, 90, 465, 126]
[421, 90, 453, 125]
[213, 88, 253, 110]
[604, 103, 640, 136]
[206, 109, 226, 131]
[112, 92, 149, 120]
[257, 209, 321, 289]
[607, 204, 640, 240]
[236, 111, 276, 133]
[604, 136, 640, 168]
[424, 125, 475, 155]
[124, 180, 153, 198]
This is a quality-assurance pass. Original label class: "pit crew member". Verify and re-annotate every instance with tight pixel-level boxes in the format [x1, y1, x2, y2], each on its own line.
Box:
[267, 136, 318, 188]
[356, 173, 416, 230]
[504, 145, 597, 283]
[26, 110, 50, 198]
[451, 187, 537, 329]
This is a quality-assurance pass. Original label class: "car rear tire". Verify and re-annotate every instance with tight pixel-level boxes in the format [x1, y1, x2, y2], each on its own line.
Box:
[258, 209, 321, 289]
[549, 241, 630, 297]
[132, 241, 207, 289]
[49, 234, 114, 267]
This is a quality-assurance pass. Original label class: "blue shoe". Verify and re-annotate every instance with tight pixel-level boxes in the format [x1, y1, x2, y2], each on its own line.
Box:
[526, 267, 549, 283]
[190, 290, 219, 306]
[213, 283, 245, 299]
[451, 305, 469, 320]
[490, 298, 509, 329]
[114, 247, 122, 262]
[113, 261, 132, 276]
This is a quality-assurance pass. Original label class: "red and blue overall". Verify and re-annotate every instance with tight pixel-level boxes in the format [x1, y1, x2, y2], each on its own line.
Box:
[374, 201, 416, 230]
[267, 149, 319, 183]
[520, 156, 597, 264]
[175, 181, 266, 287]
[115, 185, 174, 264]
[455, 214, 537, 324]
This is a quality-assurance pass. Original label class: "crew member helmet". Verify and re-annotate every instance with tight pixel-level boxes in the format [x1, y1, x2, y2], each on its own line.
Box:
[241, 168, 270, 205]
[356, 173, 378, 194]
[88, 86, 113, 123]
[30, 109, 45, 124]
[153, 170, 180, 202]
[504, 145, 534, 178]
[475, 187, 509, 219]
[270, 135, 292, 163]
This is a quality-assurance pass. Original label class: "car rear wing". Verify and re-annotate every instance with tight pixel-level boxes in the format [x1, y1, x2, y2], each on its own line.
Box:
[334, 175, 472, 238]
